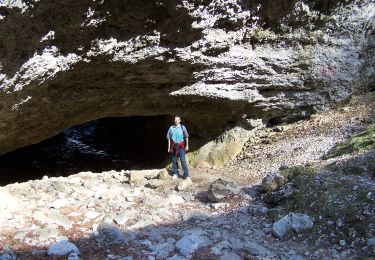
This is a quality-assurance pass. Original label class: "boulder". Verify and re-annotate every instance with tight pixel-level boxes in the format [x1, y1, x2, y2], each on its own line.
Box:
[248, 205, 269, 217]
[273, 213, 314, 238]
[32, 227, 60, 243]
[182, 209, 210, 221]
[261, 183, 295, 203]
[143, 194, 167, 208]
[166, 194, 185, 205]
[158, 169, 170, 180]
[145, 179, 165, 189]
[47, 240, 80, 257]
[242, 241, 274, 257]
[175, 230, 211, 256]
[129, 172, 146, 183]
[148, 240, 176, 258]
[95, 222, 135, 244]
[261, 172, 287, 192]
[207, 179, 241, 202]
[177, 179, 193, 191]
[113, 209, 140, 225]
[211, 240, 232, 256]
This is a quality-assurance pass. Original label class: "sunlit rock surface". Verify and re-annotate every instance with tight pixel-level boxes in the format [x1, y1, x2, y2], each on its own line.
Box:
[0, 0, 374, 156]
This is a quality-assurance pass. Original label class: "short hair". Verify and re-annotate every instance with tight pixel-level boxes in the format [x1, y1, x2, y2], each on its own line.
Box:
[174, 115, 181, 120]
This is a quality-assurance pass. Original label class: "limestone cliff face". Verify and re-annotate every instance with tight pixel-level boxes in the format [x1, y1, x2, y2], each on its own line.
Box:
[0, 0, 374, 156]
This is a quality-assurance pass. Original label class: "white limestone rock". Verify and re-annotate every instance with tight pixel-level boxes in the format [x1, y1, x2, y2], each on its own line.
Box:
[273, 213, 314, 238]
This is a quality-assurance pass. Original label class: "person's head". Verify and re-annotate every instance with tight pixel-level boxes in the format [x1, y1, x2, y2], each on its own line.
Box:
[174, 115, 181, 125]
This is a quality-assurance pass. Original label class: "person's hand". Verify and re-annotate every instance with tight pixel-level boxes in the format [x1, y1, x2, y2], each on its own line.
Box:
[185, 145, 189, 151]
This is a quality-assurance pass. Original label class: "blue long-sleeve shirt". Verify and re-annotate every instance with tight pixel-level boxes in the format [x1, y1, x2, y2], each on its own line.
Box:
[166, 124, 189, 143]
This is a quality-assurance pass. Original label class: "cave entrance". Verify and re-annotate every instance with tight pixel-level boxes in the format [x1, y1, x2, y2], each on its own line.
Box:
[0, 115, 173, 185]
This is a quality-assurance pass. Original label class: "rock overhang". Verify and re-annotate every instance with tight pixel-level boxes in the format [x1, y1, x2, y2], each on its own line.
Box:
[0, 0, 373, 157]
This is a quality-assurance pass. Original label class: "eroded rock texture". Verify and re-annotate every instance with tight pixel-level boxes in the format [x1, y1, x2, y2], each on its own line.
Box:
[0, 0, 374, 155]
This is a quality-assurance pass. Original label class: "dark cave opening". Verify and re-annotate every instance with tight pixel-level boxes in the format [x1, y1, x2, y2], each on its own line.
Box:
[0, 115, 174, 185]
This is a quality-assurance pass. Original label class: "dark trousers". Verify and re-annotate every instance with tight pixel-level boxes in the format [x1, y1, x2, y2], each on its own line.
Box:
[172, 147, 189, 177]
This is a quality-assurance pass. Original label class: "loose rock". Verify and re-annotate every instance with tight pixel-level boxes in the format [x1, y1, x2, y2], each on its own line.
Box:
[261, 183, 295, 203]
[261, 172, 287, 192]
[177, 179, 193, 191]
[219, 252, 242, 260]
[207, 179, 241, 202]
[273, 213, 314, 238]
[0, 248, 18, 260]
[158, 169, 170, 180]
[96, 222, 135, 244]
[47, 240, 80, 257]
[175, 230, 211, 256]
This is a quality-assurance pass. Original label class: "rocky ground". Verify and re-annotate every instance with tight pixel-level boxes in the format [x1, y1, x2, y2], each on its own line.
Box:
[225, 92, 375, 184]
[0, 92, 375, 259]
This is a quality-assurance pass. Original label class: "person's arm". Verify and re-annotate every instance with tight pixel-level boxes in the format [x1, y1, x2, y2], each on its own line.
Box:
[167, 128, 171, 153]
[183, 126, 189, 151]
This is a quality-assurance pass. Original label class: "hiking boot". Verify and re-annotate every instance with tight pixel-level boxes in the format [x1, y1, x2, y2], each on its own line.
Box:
[171, 174, 178, 180]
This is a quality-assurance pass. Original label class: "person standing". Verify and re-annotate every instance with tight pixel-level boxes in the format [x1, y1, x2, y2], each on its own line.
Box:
[166, 116, 190, 180]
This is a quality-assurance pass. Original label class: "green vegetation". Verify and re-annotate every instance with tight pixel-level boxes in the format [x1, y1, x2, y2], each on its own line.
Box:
[325, 124, 375, 159]
[326, 161, 366, 176]
[280, 165, 315, 180]
[292, 172, 373, 222]
[277, 165, 374, 233]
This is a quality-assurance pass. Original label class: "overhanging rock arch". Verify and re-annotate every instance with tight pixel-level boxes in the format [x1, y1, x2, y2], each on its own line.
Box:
[0, 0, 373, 169]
